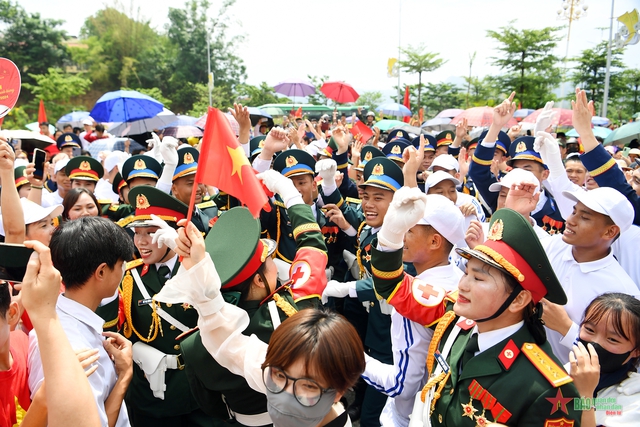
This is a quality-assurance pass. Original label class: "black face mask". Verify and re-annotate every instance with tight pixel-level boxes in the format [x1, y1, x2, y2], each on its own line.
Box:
[578, 338, 632, 374]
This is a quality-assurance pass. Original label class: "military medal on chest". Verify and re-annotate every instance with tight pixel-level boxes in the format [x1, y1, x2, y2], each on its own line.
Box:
[461, 380, 512, 426]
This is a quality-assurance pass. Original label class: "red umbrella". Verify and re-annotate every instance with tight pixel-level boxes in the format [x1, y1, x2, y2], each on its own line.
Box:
[320, 81, 359, 103]
[521, 108, 573, 127]
[450, 106, 518, 128]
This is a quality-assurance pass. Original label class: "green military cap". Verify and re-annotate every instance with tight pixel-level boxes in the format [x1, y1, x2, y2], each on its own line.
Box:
[65, 156, 104, 182]
[249, 136, 266, 160]
[360, 157, 404, 192]
[273, 149, 316, 178]
[436, 130, 455, 147]
[204, 207, 276, 289]
[354, 146, 385, 171]
[14, 166, 29, 188]
[126, 185, 189, 228]
[172, 146, 199, 181]
[456, 208, 566, 305]
[121, 155, 163, 183]
[111, 171, 127, 196]
[463, 137, 480, 151]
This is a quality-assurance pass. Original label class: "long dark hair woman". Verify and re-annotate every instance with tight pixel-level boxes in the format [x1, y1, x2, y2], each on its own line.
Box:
[61, 187, 99, 221]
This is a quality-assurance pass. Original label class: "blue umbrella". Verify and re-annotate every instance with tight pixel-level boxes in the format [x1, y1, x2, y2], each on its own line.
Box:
[566, 127, 612, 139]
[56, 111, 91, 129]
[376, 102, 411, 117]
[90, 90, 163, 123]
[591, 116, 610, 127]
[162, 114, 198, 128]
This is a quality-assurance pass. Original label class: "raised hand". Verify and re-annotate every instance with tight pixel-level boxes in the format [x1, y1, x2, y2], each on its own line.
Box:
[505, 182, 540, 217]
[149, 214, 179, 250]
[378, 186, 428, 249]
[571, 88, 594, 138]
[331, 126, 350, 155]
[491, 92, 517, 129]
[260, 127, 290, 159]
[534, 101, 556, 136]
[174, 219, 206, 269]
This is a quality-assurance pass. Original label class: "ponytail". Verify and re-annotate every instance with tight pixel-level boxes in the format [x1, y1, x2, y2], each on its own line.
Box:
[524, 302, 547, 345]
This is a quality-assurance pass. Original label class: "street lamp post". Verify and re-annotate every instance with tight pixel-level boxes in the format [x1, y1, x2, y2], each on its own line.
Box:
[207, 28, 213, 107]
[557, 0, 589, 107]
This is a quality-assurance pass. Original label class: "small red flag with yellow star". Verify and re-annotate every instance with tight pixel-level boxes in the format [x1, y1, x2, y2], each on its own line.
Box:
[187, 107, 268, 220]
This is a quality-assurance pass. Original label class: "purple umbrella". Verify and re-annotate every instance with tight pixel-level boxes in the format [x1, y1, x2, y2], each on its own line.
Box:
[436, 108, 464, 118]
[273, 79, 316, 98]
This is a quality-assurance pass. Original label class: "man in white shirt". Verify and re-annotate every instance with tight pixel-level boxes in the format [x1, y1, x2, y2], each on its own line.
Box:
[539, 187, 639, 364]
[363, 194, 466, 427]
[28, 217, 134, 427]
[41, 158, 71, 208]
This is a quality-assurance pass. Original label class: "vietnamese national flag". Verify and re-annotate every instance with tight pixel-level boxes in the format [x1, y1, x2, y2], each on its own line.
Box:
[38, 99, 48, 128]
[350, 120, 374, 143]
[295, 107, 303, 118]
[189, 107, 268, 218]
[403, 86, 411, 123]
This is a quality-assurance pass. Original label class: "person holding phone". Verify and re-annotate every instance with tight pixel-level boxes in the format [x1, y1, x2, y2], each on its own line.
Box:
[41, 157, 72, 209]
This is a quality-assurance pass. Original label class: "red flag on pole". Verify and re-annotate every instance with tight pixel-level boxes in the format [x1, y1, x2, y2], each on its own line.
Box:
[350, 121, 374, 143]
[295, 107, 303, 118]
[38, 99, 48, 128]
[403, 86, 411, 123]
[419, 108, 424, 125]
[186, 107, 268, 220]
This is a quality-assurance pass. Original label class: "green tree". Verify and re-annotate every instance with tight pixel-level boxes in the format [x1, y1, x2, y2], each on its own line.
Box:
[463, 76, 500, 107]
[22, 68, 92, 121]
[398, 45, 446, 108]
[487, 23, 562, 108]
[421, 83, 464, 117]
[355, 91, 385, 111]
[236, 82, 290, 106]
[0, 1, 69, 93]
[570, 41, 625, 111]
[166, 0, 246, 112]
[306, 75, 329, 105]
[612, 68, 640, 121]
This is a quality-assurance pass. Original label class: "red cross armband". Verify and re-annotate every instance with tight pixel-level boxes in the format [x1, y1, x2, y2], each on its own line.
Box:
[387, 275, 449, 327]
[287, 247, 328, 303]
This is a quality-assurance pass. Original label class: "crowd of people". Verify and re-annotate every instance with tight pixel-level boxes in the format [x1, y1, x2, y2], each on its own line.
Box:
[1, 87, 639, 427]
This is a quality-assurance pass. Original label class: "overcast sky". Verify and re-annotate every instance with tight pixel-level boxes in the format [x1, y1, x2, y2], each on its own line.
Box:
[20, 0, 640, 98]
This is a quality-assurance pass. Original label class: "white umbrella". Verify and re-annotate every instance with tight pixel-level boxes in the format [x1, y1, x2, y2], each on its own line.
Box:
[108, 108, 177, 136]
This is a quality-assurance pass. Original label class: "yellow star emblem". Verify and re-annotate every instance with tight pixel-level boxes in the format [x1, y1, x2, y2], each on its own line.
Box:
[227, 146, 250, 184]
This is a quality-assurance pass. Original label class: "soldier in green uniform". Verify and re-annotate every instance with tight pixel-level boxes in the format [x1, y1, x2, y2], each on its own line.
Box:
[370, 187, 582, 427]
[170, 146, 219, 233]
[176, 169, 329, 427]
[321, 157, 405, 425]
[14, 165, 31, 197]
[119, 185, 219, 426]
[435, 130, 455, 156]
[64, 155, 103, 194]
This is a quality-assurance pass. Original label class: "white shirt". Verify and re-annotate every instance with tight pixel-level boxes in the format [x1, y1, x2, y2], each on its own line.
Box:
[363, 263, 463, 427]
[542, 235, 639, 364]
[456, 191, 486, 223]
[41, 189, 63, 208]
[612, 225, 640, 292]
[472, 321, 524, 356]
[28, 294, 130, 427]
[94, 178, 119, 203]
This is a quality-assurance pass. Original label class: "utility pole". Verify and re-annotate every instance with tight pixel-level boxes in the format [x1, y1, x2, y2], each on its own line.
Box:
[466, 52, 476, 109]
[207, 28, 213, 107]
[602, 0, 615, 117]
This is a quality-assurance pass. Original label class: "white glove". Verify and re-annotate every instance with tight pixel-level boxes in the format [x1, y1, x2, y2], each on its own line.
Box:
[534, 101, 556, 135]
[316, 159, 337, 194]
[148, 214, 178, 250]
[534, 131, 564, 180]
[159, 136, 179, 167]
[146, 132, 164, 163]
[617, 372, 640, 395]
[321, 280, 353, 304]
[378, 186, 428, 250]
[257, 170, 302, 207]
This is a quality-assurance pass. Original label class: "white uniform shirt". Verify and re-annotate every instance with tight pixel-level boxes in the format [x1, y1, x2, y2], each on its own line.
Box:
[94, 178, 119, 203]
[40, 189, 63, 208]
[542, 235, 639, 364]
[28, 295, 131, 427]
[363, 263, 463, 427]
[612, 225, 640, 291]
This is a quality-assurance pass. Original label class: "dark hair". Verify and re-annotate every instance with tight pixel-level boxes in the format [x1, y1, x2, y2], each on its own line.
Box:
[95, 124, 105, 133]
[80, 150, 92, 157]
[73, 127, 82, 134]
[224, 262, 268, 302]
[262, 307, 365, 393]
[423, 225, 454, 254]
[0, 282, 10, 316]
[62, 187, 100, 220]
[581, 293, 640, 366]
[50, 217, 134, 290]
[502, 271, 546, 345]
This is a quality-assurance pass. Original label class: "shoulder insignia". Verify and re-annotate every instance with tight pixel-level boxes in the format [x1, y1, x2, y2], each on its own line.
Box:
[273, 200, 286, 208]
[456, 317, 476, 331]
[521, 342, 573, 387]
[544, 417, 574, 427]
[116, 215, 135, 228]
[109, 204, 120, 212]
[196, 200, 215, 209]
[125, 259, 144, 270]
[498, 339, 520, 370]
[345, 197, 362, 204]
[97, 199, 112, 205]
[445, 289, 459, 303]
[176, 326, 199, 341]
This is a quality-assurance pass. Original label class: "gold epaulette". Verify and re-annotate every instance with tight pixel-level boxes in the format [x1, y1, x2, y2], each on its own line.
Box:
[196, 200, 215, 209]
[116, 215, 135, 228]
[108, 204, 120, 212]
[521, 342, 573, 387]
[97, 199, 112, 205]
[125, 259, 144, 271]
[346, 197, 361, 205]
[273, 200, 286, 209]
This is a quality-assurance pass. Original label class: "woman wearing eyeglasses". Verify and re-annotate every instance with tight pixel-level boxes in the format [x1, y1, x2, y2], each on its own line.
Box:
[152, 170, 362, 427]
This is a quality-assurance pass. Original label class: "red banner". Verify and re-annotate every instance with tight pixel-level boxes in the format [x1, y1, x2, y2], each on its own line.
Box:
[0, 58, 21, 119]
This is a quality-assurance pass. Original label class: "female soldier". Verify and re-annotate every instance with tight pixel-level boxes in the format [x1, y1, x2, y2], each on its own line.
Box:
[569, 293, 640, 427]
[153, 169, 331, 426]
